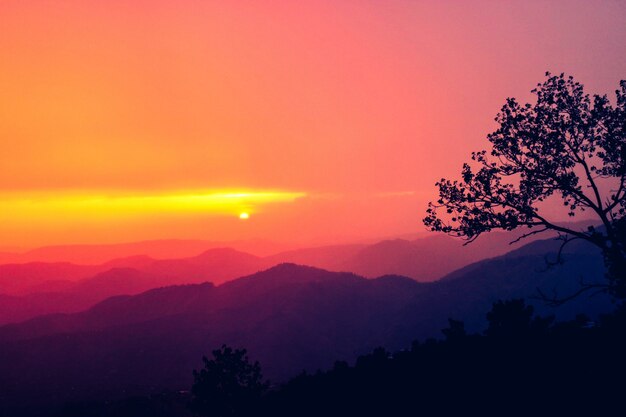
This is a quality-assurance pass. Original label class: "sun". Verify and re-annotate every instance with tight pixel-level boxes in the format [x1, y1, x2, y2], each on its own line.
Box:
[239, 212, 250, 220]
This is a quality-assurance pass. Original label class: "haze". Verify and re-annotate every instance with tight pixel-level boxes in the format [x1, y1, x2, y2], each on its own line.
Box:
[2, 0, 625, 248]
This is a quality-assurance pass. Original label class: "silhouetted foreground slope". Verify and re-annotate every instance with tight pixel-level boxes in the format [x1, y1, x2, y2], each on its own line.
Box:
[0, 237, 611, 416]
[260, 301, 626, 417]
[19, 301, 626, 417]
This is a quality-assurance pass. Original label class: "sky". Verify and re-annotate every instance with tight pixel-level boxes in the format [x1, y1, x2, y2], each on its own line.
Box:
[1, 0, 625, 249]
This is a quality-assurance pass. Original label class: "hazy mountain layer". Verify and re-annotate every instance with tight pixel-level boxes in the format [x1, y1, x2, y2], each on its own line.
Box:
[0, 238, 611, 412]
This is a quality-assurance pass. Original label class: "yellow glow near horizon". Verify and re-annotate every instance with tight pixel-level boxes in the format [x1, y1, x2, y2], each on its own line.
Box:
[239, 212, 250, 220]
[0, 189, 305, 225]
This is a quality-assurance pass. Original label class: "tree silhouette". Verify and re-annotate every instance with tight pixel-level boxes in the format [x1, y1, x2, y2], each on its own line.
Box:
[190, 345, 268, 417]
[441, 318, 466, 342]
[424, 73, 626, 298]
[485, 299, 553, 339]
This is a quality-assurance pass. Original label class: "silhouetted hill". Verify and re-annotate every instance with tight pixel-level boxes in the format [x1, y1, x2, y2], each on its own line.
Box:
[500, 234, 601, 259]
[0, 227, 568, 279]
[0, 234, 510, 326]
[0, 231, 607, 328]
[0, 241, 611, 414]
[0, 264, 427, 413]
[260, 301, 626, 417]
[0, 228, 584, 296]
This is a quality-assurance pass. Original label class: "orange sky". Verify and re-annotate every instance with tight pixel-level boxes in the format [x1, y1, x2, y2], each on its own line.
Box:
[1, 0, 625, 249]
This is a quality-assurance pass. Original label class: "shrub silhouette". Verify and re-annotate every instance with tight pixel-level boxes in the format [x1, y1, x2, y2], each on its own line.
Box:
[190, 345, 268, 417]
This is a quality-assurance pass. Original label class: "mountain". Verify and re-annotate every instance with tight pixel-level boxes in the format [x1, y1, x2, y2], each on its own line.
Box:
[0, 229, 599, 327]
[0, 240, 612, 413]
[139, 248, 267, 284]
[0, 251, 17, 264]
[0, 239, 291, 265]
[340, 235, 503, 280]
[403, 239, 609, 335]
[0, 248, 268, 325]
[273, 231, 557, 281]
[0, 269, 171, 326]
[266, 244, 366, 271]
[0, 262, 104, 296]
[0, 248, 265, 294]
[0, 228, 577, 290]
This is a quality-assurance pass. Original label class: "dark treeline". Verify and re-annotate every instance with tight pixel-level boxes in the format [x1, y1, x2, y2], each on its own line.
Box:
[262, 300, 626, 416]
[51, 299, 626, 417]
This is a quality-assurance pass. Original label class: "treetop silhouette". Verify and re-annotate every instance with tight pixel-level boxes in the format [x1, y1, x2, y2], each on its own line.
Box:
[190, 345, 268, 417]
[424, 73, 626, 298]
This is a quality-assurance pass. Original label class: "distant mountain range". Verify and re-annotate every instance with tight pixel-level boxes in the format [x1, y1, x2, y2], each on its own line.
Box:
[0, 235, 611, 413]
[0, 248, 265, 325]
[0, 239, 293, 264]
[1, 220, 596, 264]
[0, 230, 572, 325]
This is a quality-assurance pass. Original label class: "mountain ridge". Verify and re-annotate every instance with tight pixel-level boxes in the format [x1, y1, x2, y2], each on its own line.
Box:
[0, 244, 610, 412]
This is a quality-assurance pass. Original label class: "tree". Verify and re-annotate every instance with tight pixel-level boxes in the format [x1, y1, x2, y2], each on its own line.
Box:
[485, 299, 552, 339]
[424, 73, 626, 298]
[190, 345, 269, 417]
[441, 318, 466, 342]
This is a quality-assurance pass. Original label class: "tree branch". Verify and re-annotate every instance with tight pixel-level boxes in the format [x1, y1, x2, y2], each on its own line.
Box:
[508, 227, 550, 245]
[533, 280, 609, 307]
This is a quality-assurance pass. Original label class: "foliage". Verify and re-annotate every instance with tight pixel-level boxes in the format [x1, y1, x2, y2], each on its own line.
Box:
[424, 73, 626, 297]
[485, 299, 553, 338]
[261, 300, 626, 416]
[190, 345, 268, 417]
[53, 300, 626, 417]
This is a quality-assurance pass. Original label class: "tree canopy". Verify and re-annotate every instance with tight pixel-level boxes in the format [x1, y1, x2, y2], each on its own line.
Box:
[424, 73, 626, 298]
[190, 345, 268, 417]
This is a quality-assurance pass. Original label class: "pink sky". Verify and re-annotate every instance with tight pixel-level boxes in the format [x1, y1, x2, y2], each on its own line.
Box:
[1, 1, 625, 248]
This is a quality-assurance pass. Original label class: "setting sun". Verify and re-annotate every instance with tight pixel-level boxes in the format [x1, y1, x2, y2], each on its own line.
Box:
[0, 189, 302, 246]
[0, 2, 624, 415]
